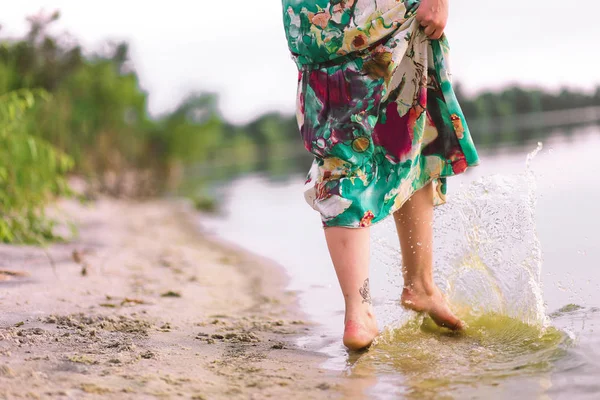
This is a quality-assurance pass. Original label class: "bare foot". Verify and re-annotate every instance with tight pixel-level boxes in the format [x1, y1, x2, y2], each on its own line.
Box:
[343, 311, 378, 351]
[401, 284, 463, 330]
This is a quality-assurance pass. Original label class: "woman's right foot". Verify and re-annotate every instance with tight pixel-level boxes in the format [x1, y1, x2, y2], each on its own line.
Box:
[401, 284, 463, 330]
[343, 310, 378, 351]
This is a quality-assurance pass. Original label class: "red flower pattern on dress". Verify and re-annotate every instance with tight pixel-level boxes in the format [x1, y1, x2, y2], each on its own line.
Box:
[448, 150, 468, 174]
[373, 101, 424, 162]
[359, 210, 375, 227]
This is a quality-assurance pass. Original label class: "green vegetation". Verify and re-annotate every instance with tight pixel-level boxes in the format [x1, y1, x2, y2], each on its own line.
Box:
[1, 11, 599, 243]
[0, 89, 73, 243]
[192, 195, 218, 213]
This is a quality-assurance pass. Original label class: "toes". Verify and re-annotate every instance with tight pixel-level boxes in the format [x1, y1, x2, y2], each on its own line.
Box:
[425, 292, 464, 330]
[443, 318, 464, 331]
[430, 309, 464, 331]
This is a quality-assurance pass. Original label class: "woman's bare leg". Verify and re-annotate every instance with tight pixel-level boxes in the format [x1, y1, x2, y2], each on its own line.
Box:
[324, 226, 378, 350]
[393, 182, 463, 330]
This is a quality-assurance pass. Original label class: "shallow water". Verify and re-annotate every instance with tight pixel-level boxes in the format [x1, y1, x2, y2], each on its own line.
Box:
[351, 314, 566, 399]
[201, 127, 600, 398]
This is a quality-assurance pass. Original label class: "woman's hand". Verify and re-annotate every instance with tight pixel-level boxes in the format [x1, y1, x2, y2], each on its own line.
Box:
[416, 0, 448, 40]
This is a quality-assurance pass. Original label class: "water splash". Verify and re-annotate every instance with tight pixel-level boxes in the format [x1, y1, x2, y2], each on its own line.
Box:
[348, 143, 575, 398]
[371, 142, 548, 327]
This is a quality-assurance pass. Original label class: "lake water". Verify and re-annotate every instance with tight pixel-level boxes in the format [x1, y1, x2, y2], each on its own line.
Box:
[200, 126, 600, 399]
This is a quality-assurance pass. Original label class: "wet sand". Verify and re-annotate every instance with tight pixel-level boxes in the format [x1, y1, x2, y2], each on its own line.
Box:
[0, 199, 341, 399]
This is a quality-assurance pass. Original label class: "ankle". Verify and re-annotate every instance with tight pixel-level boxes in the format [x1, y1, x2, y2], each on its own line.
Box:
[344, 304, 375, 324]
[402, 279, 436, 297]
[344, 310, 378, 333]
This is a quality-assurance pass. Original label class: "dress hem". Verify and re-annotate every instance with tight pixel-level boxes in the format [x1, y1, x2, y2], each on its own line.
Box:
[319, 162, 477, 229]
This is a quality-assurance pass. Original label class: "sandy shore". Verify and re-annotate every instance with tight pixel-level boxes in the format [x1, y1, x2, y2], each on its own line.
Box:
[0, 199, 342, 399]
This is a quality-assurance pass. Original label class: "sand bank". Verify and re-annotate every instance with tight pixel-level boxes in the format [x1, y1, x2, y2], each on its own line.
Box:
[0, 198, 343, 399]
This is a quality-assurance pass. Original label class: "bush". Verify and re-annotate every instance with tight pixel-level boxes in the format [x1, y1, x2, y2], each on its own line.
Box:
[0, 89, 74, 243]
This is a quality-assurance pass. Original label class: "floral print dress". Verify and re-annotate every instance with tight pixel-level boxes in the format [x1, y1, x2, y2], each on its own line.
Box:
[282, 0, 479, 228]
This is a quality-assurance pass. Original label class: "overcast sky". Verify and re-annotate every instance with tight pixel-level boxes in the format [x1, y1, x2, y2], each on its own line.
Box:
[3, 0, 599, 123]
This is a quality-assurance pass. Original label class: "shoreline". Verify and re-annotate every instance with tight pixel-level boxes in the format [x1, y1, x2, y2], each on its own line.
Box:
[0, 197, 343, 399]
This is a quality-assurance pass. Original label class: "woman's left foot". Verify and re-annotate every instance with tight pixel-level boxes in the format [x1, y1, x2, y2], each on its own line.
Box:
[401, 284, 463, 330]
[343, 310, 378, 350]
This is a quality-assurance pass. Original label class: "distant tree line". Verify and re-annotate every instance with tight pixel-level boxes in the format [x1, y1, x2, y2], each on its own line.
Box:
[455, 84, 600, 120]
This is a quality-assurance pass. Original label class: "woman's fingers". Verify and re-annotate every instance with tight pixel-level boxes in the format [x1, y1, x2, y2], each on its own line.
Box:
[415, 0, 448, 39]
[422, 24, 436, 38]
[420, 22, 444, 39]
[430, 28, 443, 40]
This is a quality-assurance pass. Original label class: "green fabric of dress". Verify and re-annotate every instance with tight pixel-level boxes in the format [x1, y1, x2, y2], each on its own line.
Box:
[282, 0, 479, 228]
